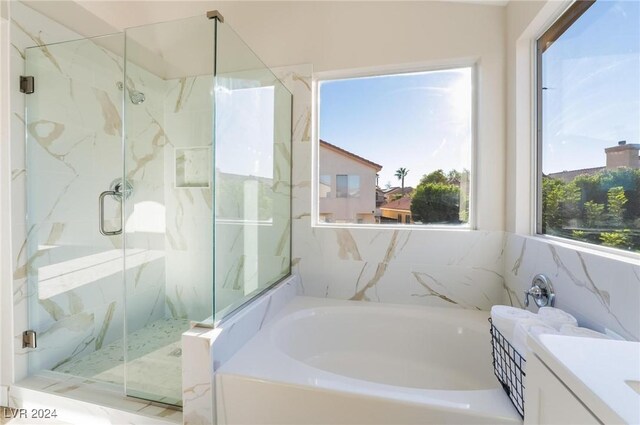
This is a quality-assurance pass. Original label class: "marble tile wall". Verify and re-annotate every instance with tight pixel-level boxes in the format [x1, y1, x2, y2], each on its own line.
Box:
[162, 75, 214, 322]
[503, 233, 640, 341]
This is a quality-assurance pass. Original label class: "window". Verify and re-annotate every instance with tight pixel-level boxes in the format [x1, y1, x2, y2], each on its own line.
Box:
[318, 66, 473, 226]
[537, 0, 640, 253]
[335, 174, 360, 198]
[336, 174, 348, 198]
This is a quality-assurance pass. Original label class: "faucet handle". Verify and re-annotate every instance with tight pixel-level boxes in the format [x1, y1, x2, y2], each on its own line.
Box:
[524, 275, 554, 308]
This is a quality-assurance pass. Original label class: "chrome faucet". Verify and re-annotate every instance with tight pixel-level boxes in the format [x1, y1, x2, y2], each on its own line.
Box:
[524, 274, 555, 308]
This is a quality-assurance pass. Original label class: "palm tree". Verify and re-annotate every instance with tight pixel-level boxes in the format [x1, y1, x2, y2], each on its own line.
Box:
[395, 168, 409, 195]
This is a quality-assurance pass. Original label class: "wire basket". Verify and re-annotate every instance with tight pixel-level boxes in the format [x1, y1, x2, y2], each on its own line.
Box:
[489, 318, 526, 418]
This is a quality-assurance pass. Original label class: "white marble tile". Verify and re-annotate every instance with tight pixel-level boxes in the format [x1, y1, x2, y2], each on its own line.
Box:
[181, 327, 215, 425]
[504, 234, 640, 341]
[182, 275, 299, 424]
[10, 375, 181, 424]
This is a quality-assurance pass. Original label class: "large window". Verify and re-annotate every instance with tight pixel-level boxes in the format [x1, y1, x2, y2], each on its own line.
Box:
[537, 0, 640, 253]
[318, 67, 473, 226]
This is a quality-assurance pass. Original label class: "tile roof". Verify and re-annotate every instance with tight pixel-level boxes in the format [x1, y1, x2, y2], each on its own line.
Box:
[380, 197, 412, 212]
[320, 139, 383, 171]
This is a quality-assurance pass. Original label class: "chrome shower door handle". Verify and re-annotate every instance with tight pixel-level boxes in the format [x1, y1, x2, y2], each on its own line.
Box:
[99, 190, 122, 236]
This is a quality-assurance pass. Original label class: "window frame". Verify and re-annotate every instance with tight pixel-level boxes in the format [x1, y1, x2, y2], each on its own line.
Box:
[533, 0, 640, 259]
[312, 60, 478, 230]
[535, 0, 595, 235]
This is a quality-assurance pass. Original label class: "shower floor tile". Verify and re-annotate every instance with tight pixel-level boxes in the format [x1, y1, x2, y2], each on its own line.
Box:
[54, 318, 190, 406]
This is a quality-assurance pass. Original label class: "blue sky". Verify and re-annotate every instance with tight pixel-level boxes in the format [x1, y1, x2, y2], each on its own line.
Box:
[542, 0, 639, 174]
[320, 0, 639, 184]
[319, 68, 472, 188]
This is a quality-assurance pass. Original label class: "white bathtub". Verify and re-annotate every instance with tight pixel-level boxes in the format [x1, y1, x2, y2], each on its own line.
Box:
[216, 297, 521, 424]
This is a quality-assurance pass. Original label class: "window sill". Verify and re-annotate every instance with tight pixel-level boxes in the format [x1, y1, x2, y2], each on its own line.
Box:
[527, 234, 640, 265]
[313, 222, 472, 231]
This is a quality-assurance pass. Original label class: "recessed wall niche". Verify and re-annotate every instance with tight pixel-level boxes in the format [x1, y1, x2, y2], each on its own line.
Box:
[175, 147, 210, 188]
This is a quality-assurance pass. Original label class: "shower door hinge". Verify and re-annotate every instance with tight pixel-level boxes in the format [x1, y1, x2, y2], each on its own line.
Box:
[19, 76, 34, 94]
[22, 330, 36, 349]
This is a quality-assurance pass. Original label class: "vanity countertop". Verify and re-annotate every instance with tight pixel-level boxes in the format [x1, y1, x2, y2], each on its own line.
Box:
[529, 334, 640, 424]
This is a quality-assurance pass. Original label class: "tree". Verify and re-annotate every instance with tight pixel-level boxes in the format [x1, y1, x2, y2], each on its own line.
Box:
[600, 230, 631, 248]
[395, 167, 409, 195]
[420, 169, 447, 185]
[411, 182, 460, 223]
[541, 168, 639, 252]
[607, 186, 627, 226]
[541, 177, 580, 233]
[583, 200, 605, 228]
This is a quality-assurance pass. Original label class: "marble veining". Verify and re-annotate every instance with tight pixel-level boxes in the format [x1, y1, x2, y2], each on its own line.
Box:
[411, 271, 459, 305]
[504, 233, 639, 341]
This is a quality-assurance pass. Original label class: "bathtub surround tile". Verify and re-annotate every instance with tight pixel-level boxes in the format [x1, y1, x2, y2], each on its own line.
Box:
[182, 275, 300, 424]
[212, 276, 300, 370]
[295, 226, 508, 309]
[504, 234, 640, 341]
[181, 326, 215, 425]
[408, 265, 505, 310]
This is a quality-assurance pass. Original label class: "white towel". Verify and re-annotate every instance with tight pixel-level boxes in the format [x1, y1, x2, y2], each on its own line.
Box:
[559, 324, 611, 340]
[537, 307, 578, 330]
[490, 305, 537, 342]
[512, 319, 559, 360]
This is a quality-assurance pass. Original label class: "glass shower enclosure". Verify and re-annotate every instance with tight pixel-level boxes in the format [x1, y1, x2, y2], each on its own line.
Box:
[23, 12, 291, 406]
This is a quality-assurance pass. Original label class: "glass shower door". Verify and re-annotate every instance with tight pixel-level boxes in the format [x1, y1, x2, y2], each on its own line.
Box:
[123, 15, 216, 405]
[24, 34, 127, 387]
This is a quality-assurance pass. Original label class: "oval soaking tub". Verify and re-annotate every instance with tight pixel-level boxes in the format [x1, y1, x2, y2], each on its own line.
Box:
[216, 297, 521, 425]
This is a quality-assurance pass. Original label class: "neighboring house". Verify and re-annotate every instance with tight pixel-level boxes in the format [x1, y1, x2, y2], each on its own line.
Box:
[379, 197, 413, 224]
[382, 186, 413, 203]
[548, 141, 639, 182]
[376, 187, 386, 207]
[319, 140, 382, 224]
